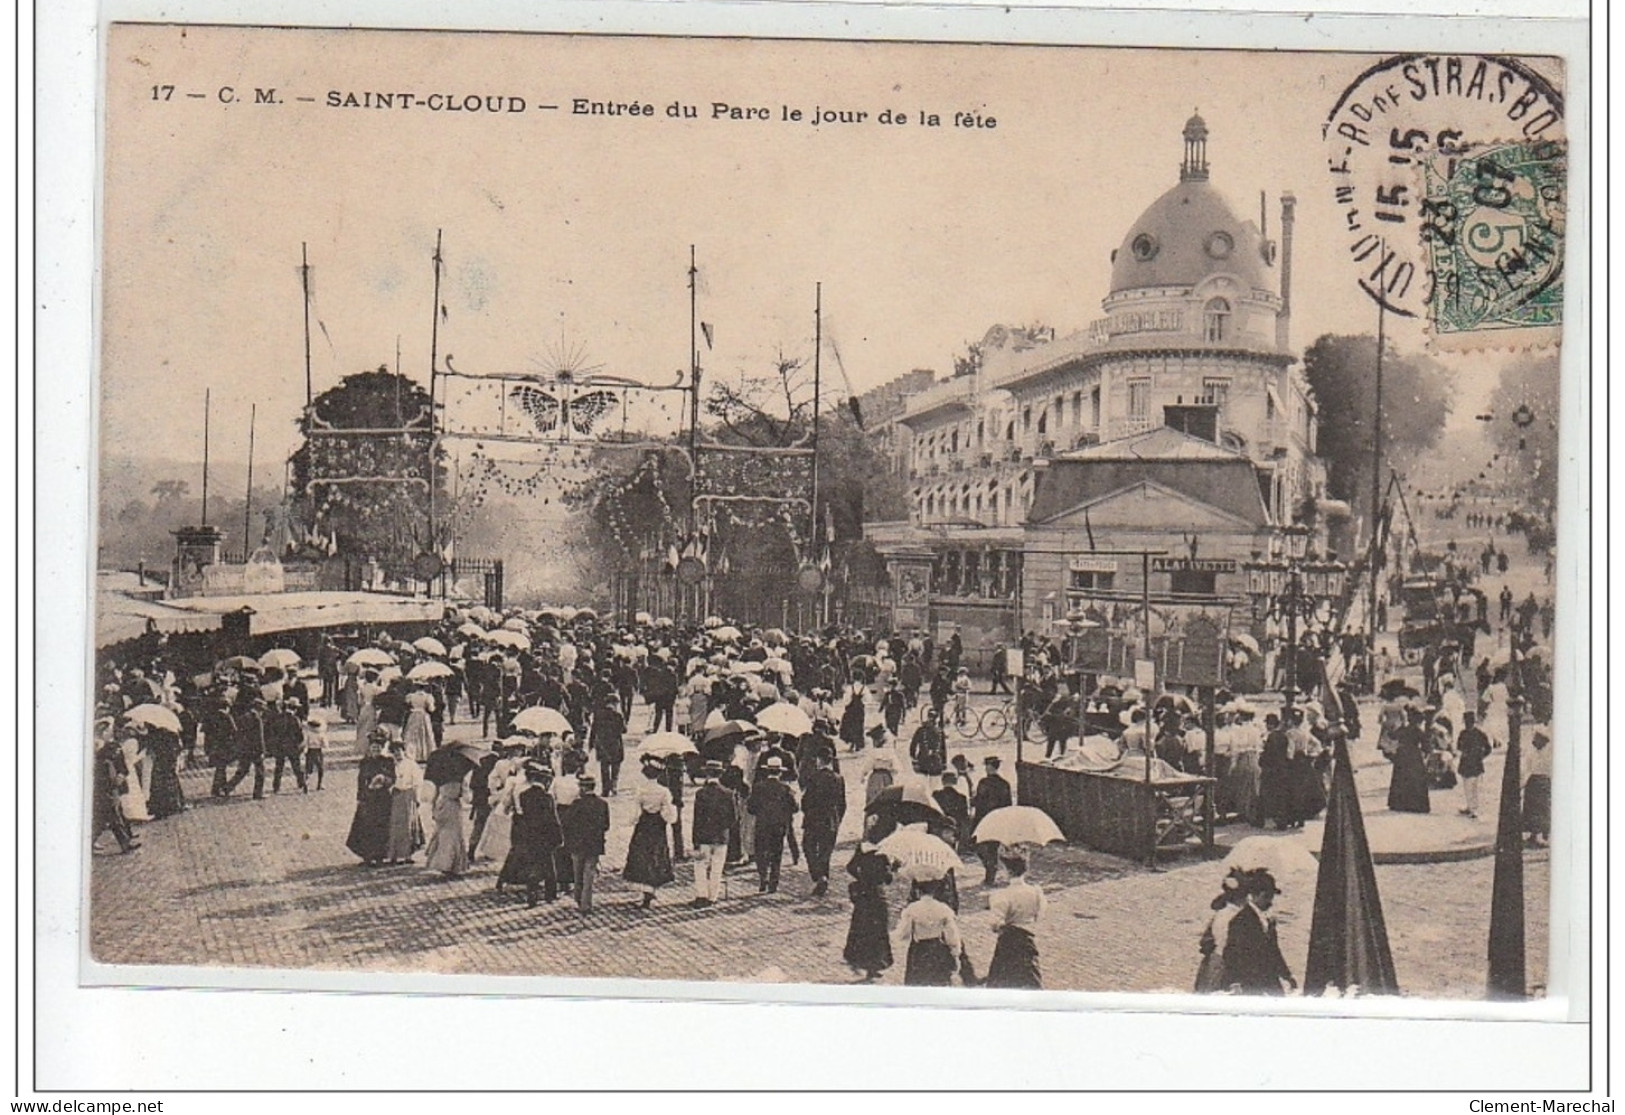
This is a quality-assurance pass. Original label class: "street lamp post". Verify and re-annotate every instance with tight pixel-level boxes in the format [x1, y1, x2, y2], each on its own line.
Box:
[1243, 524, 1349, 716]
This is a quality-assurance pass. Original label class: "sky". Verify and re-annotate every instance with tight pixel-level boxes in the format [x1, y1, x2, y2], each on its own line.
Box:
[100, 27, 1560, 472]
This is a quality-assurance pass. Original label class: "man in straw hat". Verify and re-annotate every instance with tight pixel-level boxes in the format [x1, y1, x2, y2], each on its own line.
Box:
[560, 771, 610, 912]
[746, 756, 798, 894]
[690, 760, 736, 908]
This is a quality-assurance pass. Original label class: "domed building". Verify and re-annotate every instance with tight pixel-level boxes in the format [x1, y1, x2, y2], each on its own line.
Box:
[870, 115, 1332, 655]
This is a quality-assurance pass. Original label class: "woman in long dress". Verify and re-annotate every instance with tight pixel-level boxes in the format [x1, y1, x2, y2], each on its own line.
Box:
[863, 738, 897, 806]
[842, 830, 894, 981]
[1194, 870, 1248, 993]
[622, 759, 677, 909]
[892, 876, 963, 987]
[352, 673, 383, 751]
[115, 722, 152, 822]
[984, 853, 1045, 989]
[1480, 670, 1512, 748]
[1386, 707, 1433, 814]
[346, 733, 394, 866]
[144, 725, 186, 819]
[401, 685, 437, 764]
[1522, 730, 1552, 847]
[476, 747, 522, 868]
[422, 743, 474, 877]
[385, 743, 423, 864]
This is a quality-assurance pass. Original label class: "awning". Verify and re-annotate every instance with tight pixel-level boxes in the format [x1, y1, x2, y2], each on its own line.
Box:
[96, 594, 222, 649]
[163, 590, 446, 636]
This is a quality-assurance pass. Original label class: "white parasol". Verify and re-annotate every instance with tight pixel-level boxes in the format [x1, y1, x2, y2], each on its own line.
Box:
[258, 648, 301, 670]
[347, 648, 395, 668]
[755, 703, 813, 737]
[971, 805, 1065, 847]
[412, 636, 448, 657]
[640, 732, 699, 758]
[123, 704, 182, 734]
[406, 661, 454, 681]
[511, 706, 572, 736]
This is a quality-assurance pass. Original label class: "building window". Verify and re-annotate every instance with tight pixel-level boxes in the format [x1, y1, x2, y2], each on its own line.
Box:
[1170, 570, 1217, 596]
[1071, 391, 1083, 426]
[1128, 379, 1151, 423]
[1069, 570, 1115, 591]
[1202, 378, 1231, 411]
[1036, 410, 1047, 435]
[1022, 407, 1032, 433]
[1204, 298, 1232, 343]
[1090, 386, 1102, 427]
[976, 419, 984, 445]
[1266, 389, 1278, 422]
[950, 429, 959, 454]
[1006, 420, 1015, 441]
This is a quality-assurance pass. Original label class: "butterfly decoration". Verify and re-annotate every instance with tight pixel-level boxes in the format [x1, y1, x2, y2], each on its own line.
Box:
[510, 383, 619, 439]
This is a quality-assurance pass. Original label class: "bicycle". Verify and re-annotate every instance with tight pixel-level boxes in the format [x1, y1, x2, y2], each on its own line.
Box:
[951, 692, 1041, 742]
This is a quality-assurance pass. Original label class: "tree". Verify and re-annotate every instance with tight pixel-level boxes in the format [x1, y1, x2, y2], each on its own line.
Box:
[1302, 334, 1457, 524]
[1485, 352, 1560, 515]
[150, 479, 190, 506]
[288, 367, 448, 579]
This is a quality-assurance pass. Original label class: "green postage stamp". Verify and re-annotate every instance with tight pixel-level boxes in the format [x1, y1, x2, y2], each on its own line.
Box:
[1420, 140, 1566, 348]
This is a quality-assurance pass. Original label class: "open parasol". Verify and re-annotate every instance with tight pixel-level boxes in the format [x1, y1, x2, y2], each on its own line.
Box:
[457, 622, 487, 639]
[640, 732, 699, 758]
[755, 703, 813, 737]
[877, 827, 961, 882]
[704, 718, 759, 744]
[634, 611, 653, 625]
[412, 636, 448, 657]
[219, 655, 262, 672]
[347, 648, 395, 668]
[258, 648, 301, 670]
[1222, 834, 1320, 880]
[123, 704, 182, 734]
[574, 607, 599, 621]
[500, 618, 531, 633]
[406, 661, 454, 681]
[451, 741, 493, 763]
[711, 625, 743, 642]
[485, 630, 532, 652]
[972, 805, 1065, 847]
[512, 706, 572, 736]
[864, 782, 946, 828]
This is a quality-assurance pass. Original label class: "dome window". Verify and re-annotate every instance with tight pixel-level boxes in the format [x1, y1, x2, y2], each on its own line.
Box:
[1205, 231, 1234, 259]
[1203, 297, 1232, 343]
[1131, 233, 1160, 261]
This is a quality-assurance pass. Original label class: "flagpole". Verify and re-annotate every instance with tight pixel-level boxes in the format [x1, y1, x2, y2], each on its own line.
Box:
[812, 282, 826, 626]
[200, 388, 211, 528]
[427, 230, 443, 589]
[301, 242, 313, 409]
[1365, 299, 1386, 682]
[688, 245, 700, 540]
[243, 403, 257, 554]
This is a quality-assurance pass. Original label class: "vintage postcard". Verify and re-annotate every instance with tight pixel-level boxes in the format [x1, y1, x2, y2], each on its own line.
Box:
[89, 24, 1577, 1010]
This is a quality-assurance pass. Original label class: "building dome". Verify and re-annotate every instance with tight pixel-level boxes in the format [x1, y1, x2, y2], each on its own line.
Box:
[1109, 178, 1272, 295]
[1108, 117, 1274, 297]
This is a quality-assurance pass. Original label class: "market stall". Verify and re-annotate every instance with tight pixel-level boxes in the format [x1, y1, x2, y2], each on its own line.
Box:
[1017, 757, 1214, 866]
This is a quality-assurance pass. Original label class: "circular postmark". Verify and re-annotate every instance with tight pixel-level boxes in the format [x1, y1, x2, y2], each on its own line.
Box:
[1324, 54, 1565, 339]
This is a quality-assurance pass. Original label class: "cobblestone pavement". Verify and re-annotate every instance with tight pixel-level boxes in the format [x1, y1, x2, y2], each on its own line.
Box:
[89, 698, 1548, 997]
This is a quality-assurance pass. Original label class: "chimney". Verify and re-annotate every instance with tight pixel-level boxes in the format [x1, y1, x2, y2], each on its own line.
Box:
[1276, 192, 1297, 352]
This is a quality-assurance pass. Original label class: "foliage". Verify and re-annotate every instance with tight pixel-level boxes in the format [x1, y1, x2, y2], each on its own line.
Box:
[1301, 334, 1457, 523]
[288, 367, 448, 579]
[1485, 353, 1560, 515]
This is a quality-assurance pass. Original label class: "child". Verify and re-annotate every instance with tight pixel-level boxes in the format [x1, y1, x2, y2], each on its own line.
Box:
[951, 667, 972, 728]
[302, 713, 329, 790]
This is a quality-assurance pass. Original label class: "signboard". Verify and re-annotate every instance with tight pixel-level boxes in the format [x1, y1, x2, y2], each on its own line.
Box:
[1067, 556, 1120, 574]
[1133, 658, 1157, 691]
[1154, 614, 1229, 687]
[1150, 557, 1238, 574]
[1005, 649, 1024, 676]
